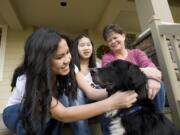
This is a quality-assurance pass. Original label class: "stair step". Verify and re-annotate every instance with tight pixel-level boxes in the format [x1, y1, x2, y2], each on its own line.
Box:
[164, 107, 173, 121]
[0, 108, 173, 135]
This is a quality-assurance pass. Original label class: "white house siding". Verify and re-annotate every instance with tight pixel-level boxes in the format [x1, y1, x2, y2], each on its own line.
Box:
[0, 28, 33, 112]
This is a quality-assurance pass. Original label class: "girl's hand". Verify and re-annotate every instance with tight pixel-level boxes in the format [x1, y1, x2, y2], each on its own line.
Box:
[107, 91, 138, 111]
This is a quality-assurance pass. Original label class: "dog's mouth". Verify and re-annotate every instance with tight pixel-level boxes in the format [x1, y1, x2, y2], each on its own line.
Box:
[91, 76, 116, 95]
[90, 68, 103, 85]
[100, 82, 114, 90]
[90, 69, 110, 87]
[91, 74, 106, 88]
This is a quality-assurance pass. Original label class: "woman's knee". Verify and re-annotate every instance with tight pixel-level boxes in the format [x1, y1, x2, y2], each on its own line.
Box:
[2, 104, 21, 131]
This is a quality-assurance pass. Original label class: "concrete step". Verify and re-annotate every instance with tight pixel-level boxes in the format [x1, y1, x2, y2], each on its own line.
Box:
[0, 107, 172, 135]
[164, 107, 173, 121]
[0, 114, 102, 135]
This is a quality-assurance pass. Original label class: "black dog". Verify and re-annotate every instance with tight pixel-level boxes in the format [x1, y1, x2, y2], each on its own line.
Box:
[90, 60, 180, 135]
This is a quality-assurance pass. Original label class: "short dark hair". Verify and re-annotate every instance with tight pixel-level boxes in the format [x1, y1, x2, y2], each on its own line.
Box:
[103, 24, 125, 41]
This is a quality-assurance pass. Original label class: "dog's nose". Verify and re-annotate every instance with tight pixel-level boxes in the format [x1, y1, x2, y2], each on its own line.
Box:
[90, 68, 98, 75]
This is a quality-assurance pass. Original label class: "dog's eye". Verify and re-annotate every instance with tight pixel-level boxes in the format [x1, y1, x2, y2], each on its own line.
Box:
[104, 82, 114, 89]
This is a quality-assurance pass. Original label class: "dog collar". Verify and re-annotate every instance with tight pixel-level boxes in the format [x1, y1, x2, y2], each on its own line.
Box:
[119, 106, 142, 117]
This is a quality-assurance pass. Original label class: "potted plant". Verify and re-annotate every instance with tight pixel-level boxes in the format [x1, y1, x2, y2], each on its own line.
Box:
[96, 44, 110, 59]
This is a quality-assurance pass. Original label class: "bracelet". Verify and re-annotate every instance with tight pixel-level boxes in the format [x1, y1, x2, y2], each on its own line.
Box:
[148, 77, 161, 83]
[51, 100, 58, 109]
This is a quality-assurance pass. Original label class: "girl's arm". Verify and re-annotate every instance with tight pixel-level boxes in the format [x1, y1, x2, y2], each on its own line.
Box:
[51, 91, 137, 122]
[76, 71, 108, 100]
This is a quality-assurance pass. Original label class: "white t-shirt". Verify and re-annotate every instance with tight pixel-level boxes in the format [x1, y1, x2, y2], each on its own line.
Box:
[83, 72, 93, 83]
[6, 65, 79, 107]
[6, 64, 100, 107]
[81, 62, 101, 88]
[6, 75, 26, 107]
[75, 63, 101, 83]
[6, 65, 80, 107]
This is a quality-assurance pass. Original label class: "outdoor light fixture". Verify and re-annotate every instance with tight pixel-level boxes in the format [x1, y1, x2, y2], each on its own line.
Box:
[60, 0, 67, 7]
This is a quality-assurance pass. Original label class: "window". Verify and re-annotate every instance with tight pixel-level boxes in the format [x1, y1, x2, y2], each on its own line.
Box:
[0, 25, 7, 81]
[125, 33, 137, 49]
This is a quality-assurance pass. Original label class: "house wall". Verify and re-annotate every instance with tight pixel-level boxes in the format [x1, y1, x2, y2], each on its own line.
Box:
[88, 30, 106, 49]
[0, 28, 33, 112]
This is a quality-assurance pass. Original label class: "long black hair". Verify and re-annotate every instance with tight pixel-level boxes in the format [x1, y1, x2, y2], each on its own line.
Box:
[17, 28, 77, 135]
[71, 33, 96, 70]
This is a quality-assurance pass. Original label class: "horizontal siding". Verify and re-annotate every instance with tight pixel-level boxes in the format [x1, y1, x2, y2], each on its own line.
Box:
[0, 28, 33, 113]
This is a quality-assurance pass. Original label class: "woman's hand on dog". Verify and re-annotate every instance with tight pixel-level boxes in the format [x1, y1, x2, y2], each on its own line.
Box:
[147, 79, 161, 99]
[140, 67, 162, 82]
[107, 91, 138, 111]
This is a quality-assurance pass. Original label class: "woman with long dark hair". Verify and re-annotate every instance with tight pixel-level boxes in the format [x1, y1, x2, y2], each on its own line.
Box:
[3, 28, 137, 135]
[71, 33, 113, 135]
[68, 33, 98, 135]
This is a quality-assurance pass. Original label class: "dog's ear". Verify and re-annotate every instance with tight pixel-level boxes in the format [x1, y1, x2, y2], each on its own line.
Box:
[128, 65, 146, 88]
[128, 65, 148, 100]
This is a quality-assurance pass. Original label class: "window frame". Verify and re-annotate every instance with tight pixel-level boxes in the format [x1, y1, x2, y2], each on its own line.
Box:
[0, 25, 8, 81]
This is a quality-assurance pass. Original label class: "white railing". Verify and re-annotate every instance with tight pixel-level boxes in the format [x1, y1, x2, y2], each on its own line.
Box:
[151, 22, 180, 128]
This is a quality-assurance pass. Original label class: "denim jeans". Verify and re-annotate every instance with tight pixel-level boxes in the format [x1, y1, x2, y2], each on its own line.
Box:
[153, 81, 166, 112]
[3, 92, 92, 135]
[49, 92, 91, 135]
[99, 114, 110, 135]
[3, 104, 63, 135]
[3, 104, 25, 135]
[66, 89, 92, 135]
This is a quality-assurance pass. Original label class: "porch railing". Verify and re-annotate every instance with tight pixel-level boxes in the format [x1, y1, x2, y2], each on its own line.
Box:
[151, 22, 180, 128]
[131, 22, 180, 128]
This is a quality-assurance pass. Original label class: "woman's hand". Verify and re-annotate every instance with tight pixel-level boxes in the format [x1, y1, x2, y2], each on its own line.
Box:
[106, 91, 138, 111]
[147, 79, 161, 100]
[140, 67, 162, 81]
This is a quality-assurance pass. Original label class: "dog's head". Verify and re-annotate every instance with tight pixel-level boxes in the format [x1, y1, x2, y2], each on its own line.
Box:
[91, 60, 148, 100]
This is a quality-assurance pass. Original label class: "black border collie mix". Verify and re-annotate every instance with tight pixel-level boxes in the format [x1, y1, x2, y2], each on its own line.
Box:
[90, 60, 180, 135]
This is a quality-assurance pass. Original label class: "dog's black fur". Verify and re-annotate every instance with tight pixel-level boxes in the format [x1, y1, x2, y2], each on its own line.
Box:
[91, 60, 180, 135]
